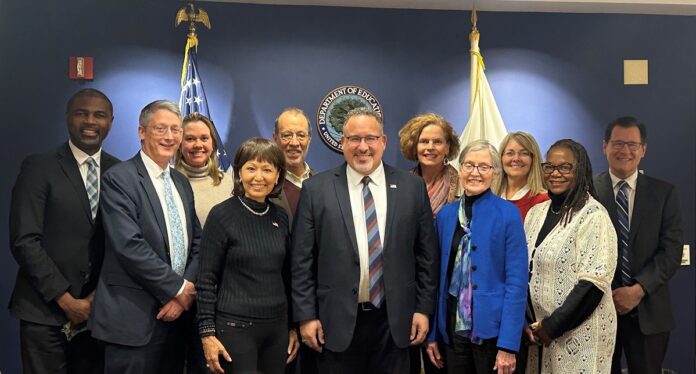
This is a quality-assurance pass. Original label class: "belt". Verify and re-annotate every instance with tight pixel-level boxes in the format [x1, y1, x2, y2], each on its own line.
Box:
[358, 302, 379, 312]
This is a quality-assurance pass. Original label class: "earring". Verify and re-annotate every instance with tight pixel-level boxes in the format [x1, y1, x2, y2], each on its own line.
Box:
[443, 158, 450, 166]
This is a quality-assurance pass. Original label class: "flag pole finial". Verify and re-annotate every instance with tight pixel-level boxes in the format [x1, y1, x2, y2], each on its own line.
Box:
[176, 3, 212, 39]
[471, 5, 478, 32]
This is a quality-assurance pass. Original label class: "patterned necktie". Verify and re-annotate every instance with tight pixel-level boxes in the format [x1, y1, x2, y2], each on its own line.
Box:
[362, 176, 384, 308]
[616, 180, 632, 286]
[85, 157, 99, 219]
[162, 169, 186, 276]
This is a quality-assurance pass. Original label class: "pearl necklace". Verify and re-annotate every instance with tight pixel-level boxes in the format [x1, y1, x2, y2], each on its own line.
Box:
[238, 196, 270, 216]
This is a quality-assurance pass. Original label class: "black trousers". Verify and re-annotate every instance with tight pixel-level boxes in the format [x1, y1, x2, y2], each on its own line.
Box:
[445, 296, 498, 374]
[317, 304, 409, 374]
[410, 342, 447, 374]
[103, 316, 187, 374]
[286, 343, 319, 374]
[611, 314, 670, 374]
[20, 320, 104, 374]
[185, 304, 207, 374]
[216, 314, 288, 374]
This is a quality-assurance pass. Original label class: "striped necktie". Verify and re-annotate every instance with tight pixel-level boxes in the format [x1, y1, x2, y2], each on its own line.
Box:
[616, 180, 632, 286]
[85, 157, 99, 219]
[163, 169, 186, 276]
[362, 176, 384, 308]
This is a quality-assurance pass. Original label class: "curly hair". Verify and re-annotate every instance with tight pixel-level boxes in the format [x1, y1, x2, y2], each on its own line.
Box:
[493, 131, 546, 197]
[546, 139, 597, 226]
[398, 113, 459, 162]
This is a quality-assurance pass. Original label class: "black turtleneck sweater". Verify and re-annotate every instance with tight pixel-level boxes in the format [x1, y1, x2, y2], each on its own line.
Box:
[197, 196, 290, 336]
[532, 191, 604, 340]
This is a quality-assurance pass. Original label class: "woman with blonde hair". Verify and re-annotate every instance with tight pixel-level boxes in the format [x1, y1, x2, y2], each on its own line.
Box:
[399, 113, 460, 216]
[493, 131, 548, 221]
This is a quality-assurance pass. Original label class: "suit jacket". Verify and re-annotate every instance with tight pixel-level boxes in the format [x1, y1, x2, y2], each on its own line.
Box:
[291, 162, 439, 351]
[270, 167, 316, 228]
[9, 142, 119, 326]
[594, 171, 683, 334]
[89, 153, 201, 346]
[427, 190, 528, 351]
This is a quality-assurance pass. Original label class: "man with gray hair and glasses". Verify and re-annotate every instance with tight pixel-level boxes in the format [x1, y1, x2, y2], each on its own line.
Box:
[89, 100, 201, 373]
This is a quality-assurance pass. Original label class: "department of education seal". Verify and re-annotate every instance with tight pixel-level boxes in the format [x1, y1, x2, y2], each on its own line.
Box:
[316, 85, 383, 153]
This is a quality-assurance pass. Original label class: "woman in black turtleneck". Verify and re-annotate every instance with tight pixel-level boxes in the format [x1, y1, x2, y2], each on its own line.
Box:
[524, 139, 617, 373]
[425, 140, 528, 374]
[197, 138, 299, 374]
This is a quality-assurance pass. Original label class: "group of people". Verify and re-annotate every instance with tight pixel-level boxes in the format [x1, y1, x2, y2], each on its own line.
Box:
[9, 88, 683, 374]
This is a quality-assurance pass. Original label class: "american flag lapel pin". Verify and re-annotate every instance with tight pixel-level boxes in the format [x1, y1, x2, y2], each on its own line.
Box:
[390, 184, 397, 189]
[272, 222, 279, 228]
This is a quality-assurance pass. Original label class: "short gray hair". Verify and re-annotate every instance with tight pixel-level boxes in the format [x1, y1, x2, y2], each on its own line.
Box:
[274, 107, 311, 134]
[139, 100, 182, 127]
[459, 139, 501, 175]
[345, 107, 383, 131]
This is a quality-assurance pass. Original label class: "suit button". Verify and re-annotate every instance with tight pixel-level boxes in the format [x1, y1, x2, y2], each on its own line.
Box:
[472, 284, 478, 290]
[471, 245, 477, 251]
[471, 265, 477, 271]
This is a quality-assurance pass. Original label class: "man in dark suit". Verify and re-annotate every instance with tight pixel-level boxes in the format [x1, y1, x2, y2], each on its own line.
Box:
[9, 88, 119, 374]
[89, 100, 201, 373]
[271, 108, 318, 374]
[271, 107, 316, 228]
[292, 107, 439, 373]
[594, 116, 683, 374]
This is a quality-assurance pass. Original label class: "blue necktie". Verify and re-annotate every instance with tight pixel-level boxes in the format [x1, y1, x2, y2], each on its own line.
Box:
[616, 180, 632, 286]
[362, 176, 384, 308]
[163, 169, 186, 276]
[85, 157, 99, 219]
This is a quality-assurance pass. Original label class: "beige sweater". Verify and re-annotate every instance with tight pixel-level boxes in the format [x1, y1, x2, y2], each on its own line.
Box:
[179, 163, 234, 227]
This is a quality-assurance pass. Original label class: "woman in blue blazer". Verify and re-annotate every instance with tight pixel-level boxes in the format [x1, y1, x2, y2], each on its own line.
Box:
[425, 140, 528, 374]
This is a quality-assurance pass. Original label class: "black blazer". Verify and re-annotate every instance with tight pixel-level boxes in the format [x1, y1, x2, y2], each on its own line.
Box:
[89, 153, 201, 346]
[270, 167, 316, 228]
[9, 142, 119, 326]
[291, 163, 439, 351]
[594, 171, 683, 334]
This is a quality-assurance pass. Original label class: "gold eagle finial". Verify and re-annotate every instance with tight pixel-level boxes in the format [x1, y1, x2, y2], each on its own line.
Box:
[176, 3, 211, 38]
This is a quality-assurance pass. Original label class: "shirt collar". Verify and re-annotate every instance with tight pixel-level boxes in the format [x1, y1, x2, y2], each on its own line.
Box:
[140, 150, 170, 180]
[285, 162, 312, 185]
[346, 161, 385, 187]
[68, 140, 102, 166]
[609, 169, 638, 191]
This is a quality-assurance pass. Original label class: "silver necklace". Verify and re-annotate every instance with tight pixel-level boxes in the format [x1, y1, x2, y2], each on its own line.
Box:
[238, 196, 269, 216]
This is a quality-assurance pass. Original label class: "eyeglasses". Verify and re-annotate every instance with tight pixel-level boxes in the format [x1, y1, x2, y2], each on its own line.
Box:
[461, 163, 493, 174]
[503, 150, 531, 158]
[150, 125, 183, 136]
[609, 140, 643, 151]
[541, 162, 574, 175]
[279, 131, 309, 142]
[345, 135, 381, 145]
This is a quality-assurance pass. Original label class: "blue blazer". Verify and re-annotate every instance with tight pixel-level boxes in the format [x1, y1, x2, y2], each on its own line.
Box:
[89, 153, 201, 346]
[427, 190, 527, 352]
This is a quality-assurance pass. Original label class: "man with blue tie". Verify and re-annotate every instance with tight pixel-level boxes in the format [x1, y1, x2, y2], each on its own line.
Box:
[292, 107, 439, 373]
[594, 116, 683, 374]
[89, 100, 201, 373]
[9, 88, 119, 374]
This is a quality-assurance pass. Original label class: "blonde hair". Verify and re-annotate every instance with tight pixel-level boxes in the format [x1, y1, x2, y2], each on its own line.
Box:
[398, 113, 459, 162]
[492, 131, 546, 196]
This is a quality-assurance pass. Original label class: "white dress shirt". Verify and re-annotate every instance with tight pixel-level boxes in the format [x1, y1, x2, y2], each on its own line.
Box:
[346, 162, 387, 303]
[69, 140, 102, 195]
[285, 162, 312, 188]
[609, 169, 639, 226]
[140, 151, 190, 274]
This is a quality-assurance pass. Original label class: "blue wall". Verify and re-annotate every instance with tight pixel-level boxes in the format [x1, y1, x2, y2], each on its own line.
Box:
[1, 1, 694, 372]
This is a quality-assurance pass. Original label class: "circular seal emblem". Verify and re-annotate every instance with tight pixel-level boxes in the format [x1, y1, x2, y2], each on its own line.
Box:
[316, 85, 383, 153]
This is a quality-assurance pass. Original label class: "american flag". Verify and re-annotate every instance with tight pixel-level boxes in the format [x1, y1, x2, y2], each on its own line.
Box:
[179, 36, 231, 171]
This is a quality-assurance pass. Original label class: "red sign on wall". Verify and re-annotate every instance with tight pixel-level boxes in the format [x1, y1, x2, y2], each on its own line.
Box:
[69, 56, 94, 80]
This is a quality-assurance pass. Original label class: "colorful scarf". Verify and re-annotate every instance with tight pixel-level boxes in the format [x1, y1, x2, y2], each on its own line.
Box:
[411, 164, 458, 216]
[447, 196, 481, 343]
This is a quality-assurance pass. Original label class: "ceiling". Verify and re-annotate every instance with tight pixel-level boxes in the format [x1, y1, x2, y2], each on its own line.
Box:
[203, 0, 696, 16]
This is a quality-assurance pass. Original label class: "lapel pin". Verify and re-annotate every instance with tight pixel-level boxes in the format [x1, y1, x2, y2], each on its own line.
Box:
[390, 184, 397, 189]
[272, 222, 279, 228]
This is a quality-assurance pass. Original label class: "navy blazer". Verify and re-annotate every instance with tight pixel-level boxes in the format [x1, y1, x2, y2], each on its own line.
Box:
[291, 162, 439, 351]
[594, 171, 683, 334]
[427, 190, 527, 352]
[89, 153, 201, 346]
[9, 143, 119, 326]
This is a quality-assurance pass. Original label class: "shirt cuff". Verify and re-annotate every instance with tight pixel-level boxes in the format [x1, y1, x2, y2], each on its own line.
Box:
[176, 280, 187, 297]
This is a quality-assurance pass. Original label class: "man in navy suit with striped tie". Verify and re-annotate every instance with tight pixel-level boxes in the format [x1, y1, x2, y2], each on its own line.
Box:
[291, 107, 439, 373]
[594, 116, 683, 374]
